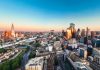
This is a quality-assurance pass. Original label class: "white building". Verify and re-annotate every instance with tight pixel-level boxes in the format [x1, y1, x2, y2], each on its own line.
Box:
[92, 48, 100, 56]
[92, 48, 100, 64]
[48, 44, 53, 52]
[78, 48, 87, 59]
[25, 57, 44, 70]
[54, 41, 61, 51]
[74, 62, 88, 70]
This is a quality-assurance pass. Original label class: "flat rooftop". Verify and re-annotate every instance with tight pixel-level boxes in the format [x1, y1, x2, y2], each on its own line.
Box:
[25, 57, 44, 67]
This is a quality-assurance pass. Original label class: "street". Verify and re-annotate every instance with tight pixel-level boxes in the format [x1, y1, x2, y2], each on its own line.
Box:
[21, 46, 31, 70]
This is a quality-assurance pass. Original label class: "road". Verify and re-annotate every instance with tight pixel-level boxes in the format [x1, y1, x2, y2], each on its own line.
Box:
[21, 46, 31, 70]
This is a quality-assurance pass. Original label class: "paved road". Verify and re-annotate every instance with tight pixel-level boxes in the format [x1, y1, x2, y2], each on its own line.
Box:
[21, 46, 31, 70]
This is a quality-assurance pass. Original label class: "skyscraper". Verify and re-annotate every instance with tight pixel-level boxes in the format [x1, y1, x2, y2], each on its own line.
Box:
[11, 24, 15, 37]
[65, 23, 76, 40]
[86, 27, 91, 36]
[69, 23, 76, 38]
[76, 28, 81, 40]
[81, 29, 86, 37]
[91, 31, 96, 38]
[66, 28, 72, 39]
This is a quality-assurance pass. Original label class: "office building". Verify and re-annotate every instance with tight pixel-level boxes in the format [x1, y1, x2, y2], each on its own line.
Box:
[86, 27, 91, 36]
[76, 28, 81, 40]
[69, 23, 76, 38]
[93, 55, 100, 64]
[78, 48, 87, 59]
[91, 31, 96, 38]
[54, 41, 61, 51]
[25, 57, 44, 70]
[92, 48, 100, 57]
[74, 62, 88, 70]
[66, 28, 72, 39]
[81, 29, 86, 37]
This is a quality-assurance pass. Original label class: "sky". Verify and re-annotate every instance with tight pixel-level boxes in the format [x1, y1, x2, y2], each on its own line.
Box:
[0, 0, 100, 32]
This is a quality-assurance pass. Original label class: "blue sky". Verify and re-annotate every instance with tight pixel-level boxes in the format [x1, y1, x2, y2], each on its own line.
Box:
[0, 0, 100, 31]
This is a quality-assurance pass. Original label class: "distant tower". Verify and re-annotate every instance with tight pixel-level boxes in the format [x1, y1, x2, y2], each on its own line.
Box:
[91, 31, 95, 38]
[70, 23, 75, 28]
[86, 27, 91, 36]
[81, 29, 86, 37]
[11, 24, 15, 37]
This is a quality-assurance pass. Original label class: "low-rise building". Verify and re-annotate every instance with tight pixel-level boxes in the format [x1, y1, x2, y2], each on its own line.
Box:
[74, 62, 88, 70]
[54, 41, 62, 51]
[93, 55, 100, 64]
[92, 48, 100, 64]
[92, 48, 100, 57]
[25, 57, 44, 70]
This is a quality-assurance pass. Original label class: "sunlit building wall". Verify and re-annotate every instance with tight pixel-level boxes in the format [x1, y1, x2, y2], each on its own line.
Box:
[66, 28, 72, 40]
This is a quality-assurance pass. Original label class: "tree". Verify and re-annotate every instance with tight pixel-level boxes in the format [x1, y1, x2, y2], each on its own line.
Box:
[56, 37, 60, 41]
[0, 50, 25, 70]
[0, 40, 3, 46]
[29, 50, 36, 59]
[34, 42, 41, 47]
[2, 61, 10, 70]
[25, 46, 30, 53]
[0, 48, 7, 53]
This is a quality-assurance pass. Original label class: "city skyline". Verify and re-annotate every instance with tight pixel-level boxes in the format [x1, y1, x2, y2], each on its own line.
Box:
[0, 0, 100, 31]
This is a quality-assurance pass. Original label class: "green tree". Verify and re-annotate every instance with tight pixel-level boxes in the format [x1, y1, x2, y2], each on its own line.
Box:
[56, 37, 60, 41]
[25, 46, 30, 53]
[34, 42, 41, 47]
[29, 51, 36, 59]
[0, 48, 7, 53]
[0, 40, 3, 46]
[2, 61, 10, 70]
[0, 50, 25, 70]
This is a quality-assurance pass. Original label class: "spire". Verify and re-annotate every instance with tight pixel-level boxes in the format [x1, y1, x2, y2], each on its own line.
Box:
[11, 23, 15, 37]
[11, 24, 14, 31]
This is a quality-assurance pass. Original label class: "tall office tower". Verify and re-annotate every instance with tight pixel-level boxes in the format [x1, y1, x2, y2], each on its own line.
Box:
[91, 31, 96, 38]
[86, 27, 91, 37]
[11, 24, 15, 37]
[69, 23, 76, 38]
[62, 30, 66, 36]
[66, 28, 72, 39]
[76, 28, 81, 40]
[81, 29, 86, 37]
[50, 30, 54, 35]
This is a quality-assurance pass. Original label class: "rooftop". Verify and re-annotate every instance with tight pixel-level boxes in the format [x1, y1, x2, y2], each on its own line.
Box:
[25, 57, 44, 67]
